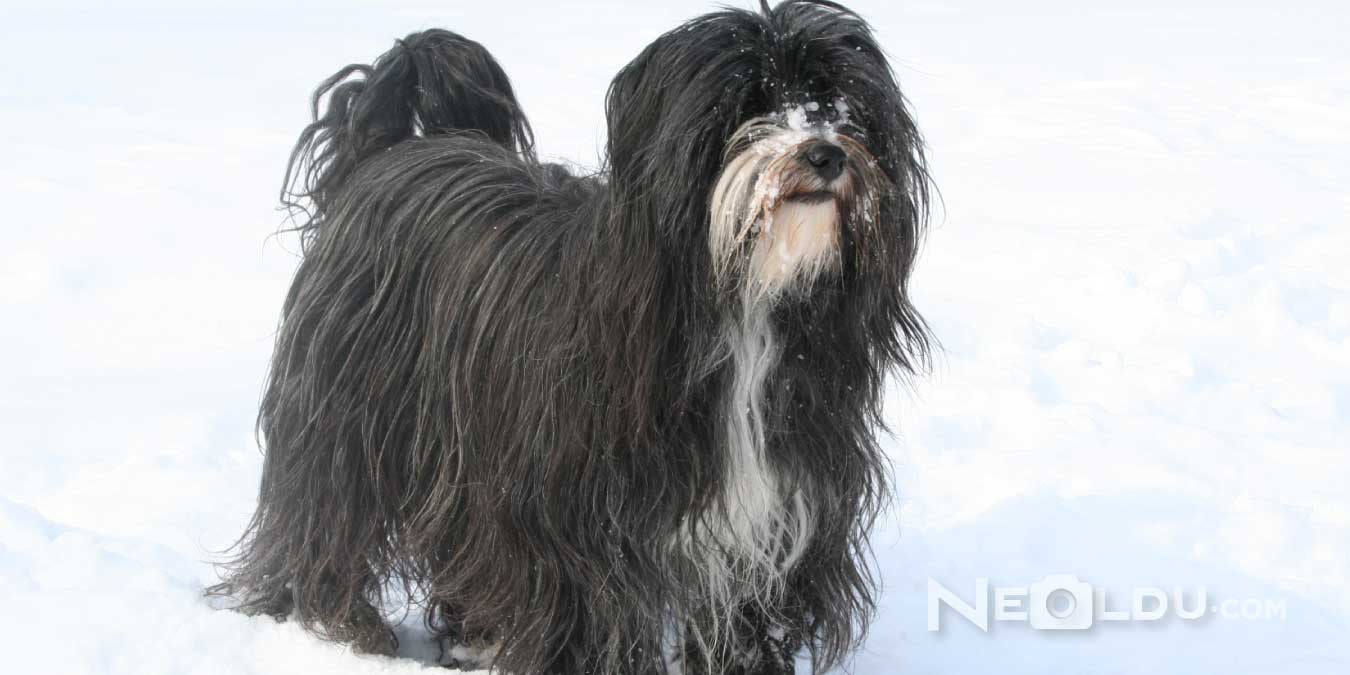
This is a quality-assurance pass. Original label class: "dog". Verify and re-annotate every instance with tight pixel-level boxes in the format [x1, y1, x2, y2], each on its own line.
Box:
[212, 1, 929, 673]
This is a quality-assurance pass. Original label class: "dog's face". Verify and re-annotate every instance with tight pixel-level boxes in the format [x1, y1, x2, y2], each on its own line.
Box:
[605, 0, 927, 308]
[709, 103, 886, 300]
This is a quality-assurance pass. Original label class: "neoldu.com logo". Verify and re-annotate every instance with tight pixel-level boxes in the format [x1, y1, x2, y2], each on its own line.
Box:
[928, 575, 1286, 631]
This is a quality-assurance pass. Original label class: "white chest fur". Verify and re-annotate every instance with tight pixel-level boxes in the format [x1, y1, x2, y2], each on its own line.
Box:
[683, 296, 815, 616]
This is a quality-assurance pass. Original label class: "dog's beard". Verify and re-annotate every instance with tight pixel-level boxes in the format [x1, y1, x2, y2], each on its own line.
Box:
[709, 114, 882, 301]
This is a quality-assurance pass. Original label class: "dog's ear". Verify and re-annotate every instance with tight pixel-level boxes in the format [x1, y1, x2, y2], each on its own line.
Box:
[602, 34, 726, 254]
[602, 47, 659, 182]
[602, 14, 764, 244]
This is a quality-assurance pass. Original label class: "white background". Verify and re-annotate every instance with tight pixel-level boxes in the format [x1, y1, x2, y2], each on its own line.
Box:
[1, 1, 1347, 673]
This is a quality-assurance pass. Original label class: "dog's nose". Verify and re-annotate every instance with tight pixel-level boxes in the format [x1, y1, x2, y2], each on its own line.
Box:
[802, 142, 847, 181]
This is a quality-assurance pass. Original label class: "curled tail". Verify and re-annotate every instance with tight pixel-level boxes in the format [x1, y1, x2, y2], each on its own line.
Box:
[282, 29, 534, 229]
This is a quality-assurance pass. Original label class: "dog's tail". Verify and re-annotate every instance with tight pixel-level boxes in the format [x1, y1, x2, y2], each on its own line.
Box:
[281, 29, 534, 228]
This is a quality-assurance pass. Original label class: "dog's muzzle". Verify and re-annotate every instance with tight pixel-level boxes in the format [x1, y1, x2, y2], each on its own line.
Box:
[709, 116, 879, 299]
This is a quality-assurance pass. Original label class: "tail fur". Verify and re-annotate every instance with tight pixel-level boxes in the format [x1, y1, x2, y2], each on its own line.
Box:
[281, 29, 534, 230]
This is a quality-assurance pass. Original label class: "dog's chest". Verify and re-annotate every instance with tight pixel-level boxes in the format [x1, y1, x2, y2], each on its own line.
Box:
[684, 306, 814, 601]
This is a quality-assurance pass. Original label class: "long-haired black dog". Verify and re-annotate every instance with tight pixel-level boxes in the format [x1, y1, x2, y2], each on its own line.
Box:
[213, 1, 929, 673]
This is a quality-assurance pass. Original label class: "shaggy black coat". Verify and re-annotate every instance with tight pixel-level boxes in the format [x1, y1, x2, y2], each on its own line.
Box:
[212, 2, 929, 673]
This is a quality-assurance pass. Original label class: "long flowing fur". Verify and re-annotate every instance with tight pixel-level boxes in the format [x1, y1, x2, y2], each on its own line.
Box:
[211, 3, 930, 674]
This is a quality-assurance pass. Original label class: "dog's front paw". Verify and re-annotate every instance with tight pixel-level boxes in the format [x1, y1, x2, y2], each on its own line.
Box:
[745, 625, 797, 675]
[438, 637, 499, 671]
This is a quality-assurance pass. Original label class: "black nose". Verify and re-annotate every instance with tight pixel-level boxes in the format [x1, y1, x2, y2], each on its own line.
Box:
[802, 142, 847, 181]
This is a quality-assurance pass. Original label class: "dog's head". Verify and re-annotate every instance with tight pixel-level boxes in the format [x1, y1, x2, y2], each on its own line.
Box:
[605, 0, 928, 309]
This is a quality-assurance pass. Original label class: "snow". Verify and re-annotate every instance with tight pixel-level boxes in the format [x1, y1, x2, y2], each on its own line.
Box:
[2, 1, 1347, 673]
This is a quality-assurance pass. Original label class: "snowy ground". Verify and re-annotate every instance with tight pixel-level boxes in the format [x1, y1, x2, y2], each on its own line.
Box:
[2, 1, 1347, 673]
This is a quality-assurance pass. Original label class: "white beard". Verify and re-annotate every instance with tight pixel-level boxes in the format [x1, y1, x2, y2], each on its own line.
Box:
[708, 122, 843, 301]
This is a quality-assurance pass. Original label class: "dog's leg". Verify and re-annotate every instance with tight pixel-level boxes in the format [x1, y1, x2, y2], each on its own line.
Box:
[744, 621, 800, 675]
[336, 588, 400, 656]
[427, 602, 498, 670]
[419, 551, 671, 674]
[296, 568, 398, 656]
[679, 603, 804, 675]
